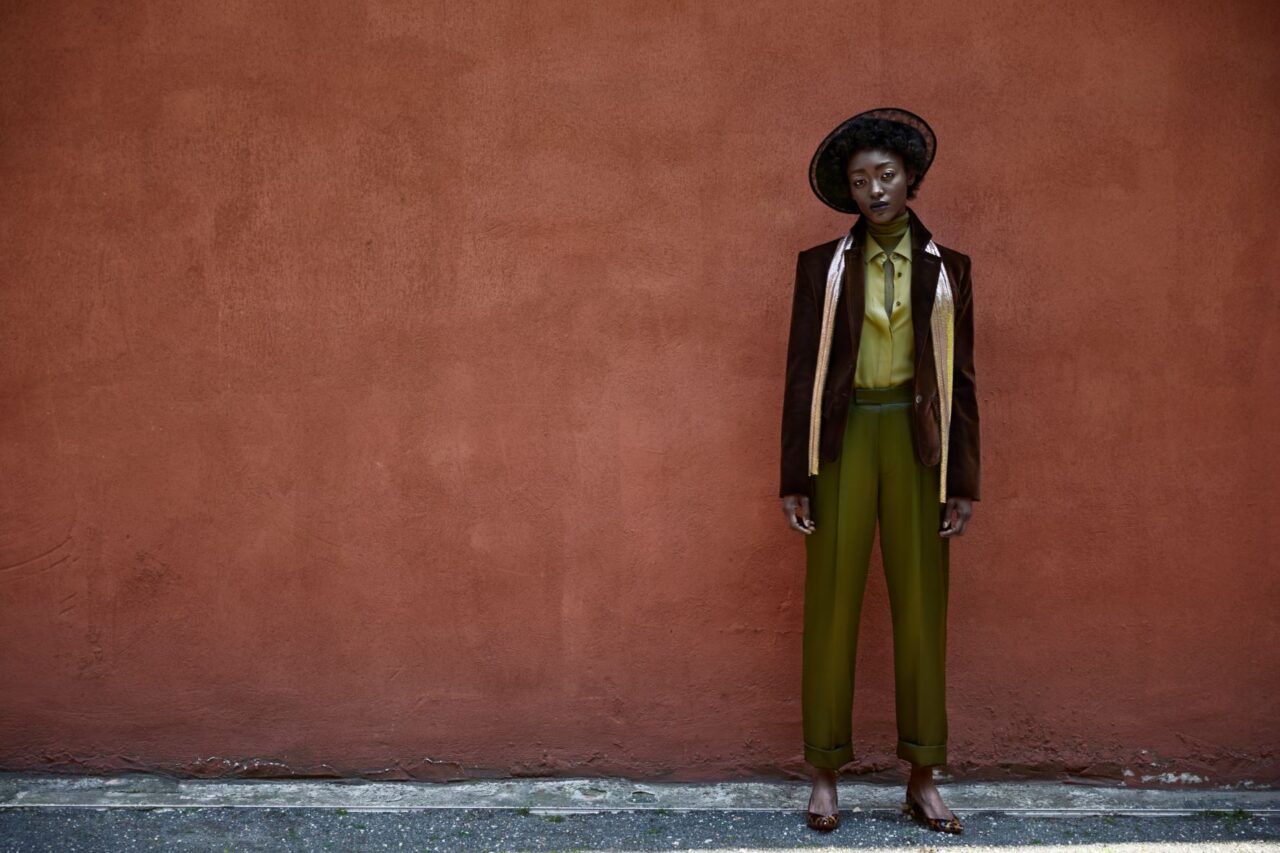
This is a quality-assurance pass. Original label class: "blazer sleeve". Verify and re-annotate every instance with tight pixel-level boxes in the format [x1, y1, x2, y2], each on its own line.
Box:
[946, 253, 981, 501]
[780, 251, 819, 499]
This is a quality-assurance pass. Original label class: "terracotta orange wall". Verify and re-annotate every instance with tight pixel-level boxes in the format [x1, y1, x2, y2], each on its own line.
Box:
[2, 1, 1277, 783]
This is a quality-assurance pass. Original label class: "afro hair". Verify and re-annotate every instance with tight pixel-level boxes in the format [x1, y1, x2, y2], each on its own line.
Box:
[827, 117, 931, 199]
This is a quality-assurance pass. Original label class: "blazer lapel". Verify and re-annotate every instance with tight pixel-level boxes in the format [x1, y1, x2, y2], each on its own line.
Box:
[842, 217, 866, 350]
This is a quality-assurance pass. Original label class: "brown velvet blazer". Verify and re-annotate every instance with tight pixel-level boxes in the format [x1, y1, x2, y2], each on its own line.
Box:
[779, 205, 980, 503]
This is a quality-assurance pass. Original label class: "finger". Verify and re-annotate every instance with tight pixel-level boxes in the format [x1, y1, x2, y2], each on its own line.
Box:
[945, 504, 970, 537]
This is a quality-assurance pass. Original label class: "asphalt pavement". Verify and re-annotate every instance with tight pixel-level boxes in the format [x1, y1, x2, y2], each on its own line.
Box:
[1, 774, 1276, 852]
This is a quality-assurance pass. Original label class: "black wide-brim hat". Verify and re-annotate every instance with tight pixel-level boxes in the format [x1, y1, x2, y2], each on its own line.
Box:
[809, 107, 936, 214]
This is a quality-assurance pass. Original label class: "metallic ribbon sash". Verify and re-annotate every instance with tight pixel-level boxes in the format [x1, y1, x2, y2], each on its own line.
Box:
[807, 235, 955, 503]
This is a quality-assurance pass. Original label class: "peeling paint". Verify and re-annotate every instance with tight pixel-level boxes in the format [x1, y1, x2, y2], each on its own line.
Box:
[1140, 773, 1208, 785]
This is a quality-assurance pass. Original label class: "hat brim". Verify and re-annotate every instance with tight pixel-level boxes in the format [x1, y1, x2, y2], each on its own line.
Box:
[809, 107, 937, 214]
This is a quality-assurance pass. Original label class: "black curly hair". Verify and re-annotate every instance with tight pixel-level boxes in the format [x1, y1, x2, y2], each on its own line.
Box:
[828, 117, 930, 199]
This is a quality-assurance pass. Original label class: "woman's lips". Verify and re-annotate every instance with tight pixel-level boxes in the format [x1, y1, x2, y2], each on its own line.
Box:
[870, 202, 889, 211]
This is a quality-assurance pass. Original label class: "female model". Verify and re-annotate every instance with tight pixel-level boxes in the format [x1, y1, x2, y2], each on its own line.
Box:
[778, 107, 980, 834]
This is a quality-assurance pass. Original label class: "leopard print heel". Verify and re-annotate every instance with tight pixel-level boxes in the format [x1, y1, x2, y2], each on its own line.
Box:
[806, 809, 840, 832]
[903, 793, 963, 834]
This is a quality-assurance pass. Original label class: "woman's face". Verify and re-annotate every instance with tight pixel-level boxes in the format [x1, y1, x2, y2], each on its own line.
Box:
[845, 148, 914, 223]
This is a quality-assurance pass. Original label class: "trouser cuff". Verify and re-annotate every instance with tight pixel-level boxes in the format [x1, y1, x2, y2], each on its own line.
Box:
[897, 739, 947, 766]
[804, 741, 853, 769]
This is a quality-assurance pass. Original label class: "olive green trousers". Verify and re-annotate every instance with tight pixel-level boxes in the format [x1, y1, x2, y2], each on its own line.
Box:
[802, 381, 950, 769]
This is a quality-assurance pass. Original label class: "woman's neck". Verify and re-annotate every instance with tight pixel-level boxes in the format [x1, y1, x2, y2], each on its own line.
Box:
[864, 209, 910, 249]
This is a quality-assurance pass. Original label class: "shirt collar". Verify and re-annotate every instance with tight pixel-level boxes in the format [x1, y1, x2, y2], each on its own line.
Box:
[863, 225, 912, 263]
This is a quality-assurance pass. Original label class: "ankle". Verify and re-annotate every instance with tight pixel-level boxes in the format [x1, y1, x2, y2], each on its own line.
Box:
[810, 767, 838, 785]
[908, 766, 937, 788]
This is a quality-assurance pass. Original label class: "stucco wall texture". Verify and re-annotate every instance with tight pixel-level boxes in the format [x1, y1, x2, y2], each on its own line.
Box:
[2, 0, 1278, 784]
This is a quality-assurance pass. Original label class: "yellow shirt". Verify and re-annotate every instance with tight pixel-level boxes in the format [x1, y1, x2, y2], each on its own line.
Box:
[854, 226, 915, 388]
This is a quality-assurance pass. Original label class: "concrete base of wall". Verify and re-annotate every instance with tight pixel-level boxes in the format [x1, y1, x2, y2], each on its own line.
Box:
[2, 774, 1276, 815]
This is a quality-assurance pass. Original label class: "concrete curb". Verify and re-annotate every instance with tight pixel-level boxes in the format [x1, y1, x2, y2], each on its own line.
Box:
[0, 775, 1276, 816]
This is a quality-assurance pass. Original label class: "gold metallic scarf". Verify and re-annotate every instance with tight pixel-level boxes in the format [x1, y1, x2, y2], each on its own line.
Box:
[807, 233, 955, 503]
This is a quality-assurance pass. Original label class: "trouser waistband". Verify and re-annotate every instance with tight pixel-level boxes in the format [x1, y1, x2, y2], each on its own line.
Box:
[853, 382, 914, 404]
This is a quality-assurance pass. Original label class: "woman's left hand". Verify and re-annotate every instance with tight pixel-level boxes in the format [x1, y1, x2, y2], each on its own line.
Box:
[939, 497, 972, 537]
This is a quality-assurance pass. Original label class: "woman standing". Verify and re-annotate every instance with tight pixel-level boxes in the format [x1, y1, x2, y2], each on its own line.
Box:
[778, 107, 981, 835]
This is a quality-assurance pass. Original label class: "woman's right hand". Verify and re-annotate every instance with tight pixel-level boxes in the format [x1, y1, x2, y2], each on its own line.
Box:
[782, 494, 815, 534]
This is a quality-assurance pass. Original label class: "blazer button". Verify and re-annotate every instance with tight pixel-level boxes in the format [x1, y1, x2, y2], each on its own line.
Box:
[915, 394, 923, 404]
